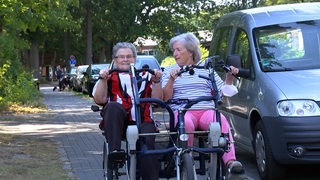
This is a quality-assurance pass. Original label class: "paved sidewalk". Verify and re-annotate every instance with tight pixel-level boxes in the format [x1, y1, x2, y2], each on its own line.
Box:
[41, 85, 104, 180]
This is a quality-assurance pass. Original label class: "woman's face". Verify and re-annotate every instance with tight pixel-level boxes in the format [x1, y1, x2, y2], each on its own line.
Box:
[172, 41, 194, 67]
[114, 48, 136, 70]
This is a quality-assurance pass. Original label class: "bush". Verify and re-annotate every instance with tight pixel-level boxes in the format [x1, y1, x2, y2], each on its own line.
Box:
[0, 34, 43, 110]
[160, 45, 209, 67]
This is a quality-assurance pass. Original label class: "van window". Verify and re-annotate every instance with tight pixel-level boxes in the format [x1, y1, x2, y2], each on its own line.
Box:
[233, 29, 251, 69]
[210, 26, 233, 61]
[233, 29, 253, 79]
[254, 20, 320, 71]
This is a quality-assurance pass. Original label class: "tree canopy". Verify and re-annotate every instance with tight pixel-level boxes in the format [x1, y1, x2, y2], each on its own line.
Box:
[0, 0, 318, 108]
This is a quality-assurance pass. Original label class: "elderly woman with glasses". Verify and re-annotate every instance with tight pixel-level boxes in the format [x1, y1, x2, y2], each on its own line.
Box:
[93, 42, 163, 180]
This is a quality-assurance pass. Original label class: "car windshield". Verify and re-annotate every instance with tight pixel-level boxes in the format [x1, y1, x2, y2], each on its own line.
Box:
[70, 68, 77, 75]
[78, 66, 88, 73]
[110, 56, 160, 70]
[136, 57, 160, 70]
[91, 64, 110, 75]
[254, 20, 320, 72]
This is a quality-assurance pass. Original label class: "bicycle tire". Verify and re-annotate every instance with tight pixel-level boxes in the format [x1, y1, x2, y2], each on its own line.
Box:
[180, 153, 196, 180]
[207, 152, 224, 180]
[106, 168, 114, 180]
[103, 141, 115, 180]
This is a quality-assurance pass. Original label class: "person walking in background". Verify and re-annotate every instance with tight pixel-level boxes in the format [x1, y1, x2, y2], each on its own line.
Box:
[161, 32, 245, 178]
[53, 65, 63, 91]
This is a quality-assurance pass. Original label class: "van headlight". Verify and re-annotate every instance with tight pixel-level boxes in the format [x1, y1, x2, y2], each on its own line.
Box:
[277, 100, 320, 116]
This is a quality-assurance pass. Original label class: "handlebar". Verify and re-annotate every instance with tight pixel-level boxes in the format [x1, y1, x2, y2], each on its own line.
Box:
[175, 62, 240, 80]
[167, 96, 215, 110]
[141, 98, 175, 131]
[175, 65, 205, 76]
[98, 67, 156, 80]
[108, 67, 155, 75]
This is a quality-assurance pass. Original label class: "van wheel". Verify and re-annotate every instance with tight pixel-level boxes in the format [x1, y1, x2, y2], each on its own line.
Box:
[254, 121, 285, 180]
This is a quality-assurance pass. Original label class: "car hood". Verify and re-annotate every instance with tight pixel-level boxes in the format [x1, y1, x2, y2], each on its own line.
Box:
[267, 69, 320, 100]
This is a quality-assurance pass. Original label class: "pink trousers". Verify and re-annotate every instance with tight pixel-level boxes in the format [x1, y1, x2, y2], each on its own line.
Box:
[174, 110, 236, 165]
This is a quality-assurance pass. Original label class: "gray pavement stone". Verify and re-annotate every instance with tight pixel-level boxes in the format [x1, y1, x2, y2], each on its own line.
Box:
[41, 85, 104, 180]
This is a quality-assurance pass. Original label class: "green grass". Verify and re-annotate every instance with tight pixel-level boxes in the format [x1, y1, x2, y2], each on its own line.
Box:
[0, 133, 73, 180]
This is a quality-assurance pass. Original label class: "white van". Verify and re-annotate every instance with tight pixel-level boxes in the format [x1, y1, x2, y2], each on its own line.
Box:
[209, 2, 320, 180]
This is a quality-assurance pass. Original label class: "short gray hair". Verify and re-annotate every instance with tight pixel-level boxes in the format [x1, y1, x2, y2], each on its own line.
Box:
[169, 32, 201, 62]
[112, 42, 137, 59]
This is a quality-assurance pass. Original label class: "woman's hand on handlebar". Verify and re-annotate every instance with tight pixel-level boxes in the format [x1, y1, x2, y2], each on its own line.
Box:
[169, 67, 181, 80]
[227, 66, 239, 75]
[152, 69, 163, 83]
[99, 68, 111, 80]
[225, 66, 239, 84]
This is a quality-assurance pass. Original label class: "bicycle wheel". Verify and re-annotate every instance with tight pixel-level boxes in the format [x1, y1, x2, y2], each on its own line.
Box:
[102, 141, 114, 180]
[180, 152, 196, 180]
[207, 153, 224, 180]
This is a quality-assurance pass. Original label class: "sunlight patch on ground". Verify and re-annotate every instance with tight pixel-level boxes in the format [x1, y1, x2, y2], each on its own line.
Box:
[0, 122, 97, 136]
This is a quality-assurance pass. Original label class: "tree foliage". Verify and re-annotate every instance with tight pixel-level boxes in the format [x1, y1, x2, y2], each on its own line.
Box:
[0, 0, 318, 108]
[0, 33, 41, 109]
[161, 45, 209, 67]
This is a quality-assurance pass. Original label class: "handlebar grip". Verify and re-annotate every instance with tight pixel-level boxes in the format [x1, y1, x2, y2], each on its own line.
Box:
[222, 65, 240, 81]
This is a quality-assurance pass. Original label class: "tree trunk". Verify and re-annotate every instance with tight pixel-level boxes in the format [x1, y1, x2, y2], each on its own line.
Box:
[85, 1, 93, 65]
[63, 31, 71, 61]
[20, 49, 29, 70]
[40, 43, 45, 67]
[98, 46, 106, 63]
[30, 40, 40, 79]
[106, 41, 113, 63]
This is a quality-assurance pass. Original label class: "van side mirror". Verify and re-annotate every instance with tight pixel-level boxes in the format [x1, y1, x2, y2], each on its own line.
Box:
[226, 54, 250, 78]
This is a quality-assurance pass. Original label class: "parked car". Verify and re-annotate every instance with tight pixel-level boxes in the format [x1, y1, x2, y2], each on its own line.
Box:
[72, 65, 89, 92]
[110, 55, 161, 70]
[67, 66, 77, 89]
[209, 2, 320, 180]
[82, 63, 110, 97]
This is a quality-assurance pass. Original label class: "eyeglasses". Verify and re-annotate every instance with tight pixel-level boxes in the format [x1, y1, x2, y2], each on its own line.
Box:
[115, 55, 135, 60]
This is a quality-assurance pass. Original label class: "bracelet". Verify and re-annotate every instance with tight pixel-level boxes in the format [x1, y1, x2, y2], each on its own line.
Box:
[152, 79, 161, 83]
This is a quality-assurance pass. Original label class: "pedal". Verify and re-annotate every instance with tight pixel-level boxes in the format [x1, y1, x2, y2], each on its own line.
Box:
[108, 150, 126, 170]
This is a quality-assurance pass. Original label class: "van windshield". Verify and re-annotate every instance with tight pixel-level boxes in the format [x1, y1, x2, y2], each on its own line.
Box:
[254, 20, 320, 72]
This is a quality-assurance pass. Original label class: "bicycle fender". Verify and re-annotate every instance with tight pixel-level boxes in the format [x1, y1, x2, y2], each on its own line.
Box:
[209, 122, 221, 147]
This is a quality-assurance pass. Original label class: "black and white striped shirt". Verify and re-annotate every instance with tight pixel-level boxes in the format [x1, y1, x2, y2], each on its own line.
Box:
[162, 63, 237, 111]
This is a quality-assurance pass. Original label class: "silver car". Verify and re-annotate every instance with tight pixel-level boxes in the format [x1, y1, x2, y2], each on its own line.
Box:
[110, 55, 161, 70]
[72, 65, 89, 92]
[209, 2, 320, 180]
